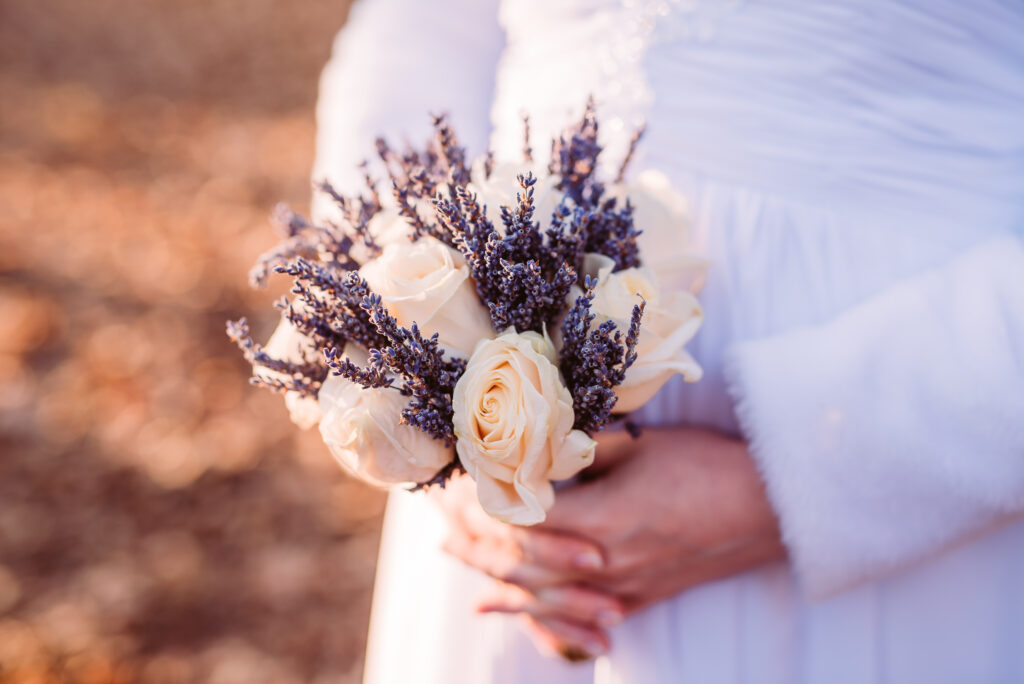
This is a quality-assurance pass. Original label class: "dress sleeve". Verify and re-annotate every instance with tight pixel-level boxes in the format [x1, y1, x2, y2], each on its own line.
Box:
[723, 231, 1024, 598]
[311, 0, 503, 220]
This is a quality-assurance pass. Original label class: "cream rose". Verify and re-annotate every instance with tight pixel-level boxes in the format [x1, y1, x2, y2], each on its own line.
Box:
[468, 159, 562, 230]
[611, 169, 709, 294]
[453, 330, 596, 525]
[573, 253, 704, 413]
[318, 346, 453, 486]
[258, 315, 322, 429]
[359, 236, 494, 357]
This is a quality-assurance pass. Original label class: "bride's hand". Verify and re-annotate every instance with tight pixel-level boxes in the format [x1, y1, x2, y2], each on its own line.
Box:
[440, 427, 787, 658]
[432, 470, 628, 658]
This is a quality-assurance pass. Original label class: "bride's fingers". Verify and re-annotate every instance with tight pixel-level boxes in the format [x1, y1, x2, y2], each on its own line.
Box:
[440, 477, 607, 574]
[521, 614, 610, 660]
[477, 583, 625, 627]
[511, 528, 606, 572]
[441, 531, 570, 588]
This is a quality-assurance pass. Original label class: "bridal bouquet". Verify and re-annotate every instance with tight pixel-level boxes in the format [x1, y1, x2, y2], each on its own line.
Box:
[228, 101, 705, 525]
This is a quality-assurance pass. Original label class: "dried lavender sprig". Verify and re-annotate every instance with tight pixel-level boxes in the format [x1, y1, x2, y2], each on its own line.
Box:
[559, 276, 597, 372]
[407, 460, 465, 493]
[323, 346, 394, 391]
[359, 160, 383, 212]
[408, 168, 440, 200]
[544, 199, 586, 274]
[275, 260, 389, 351]
[522, 113, 533, 162]
[375, 138, 440, 192]
[483, 149, 494, 179]
[559, 277, 646, 433]
[249, 235, 320, 289]
[282, 285, 347, 350]
[317, 180, 382, 258]
[226, 317, 326, 398]
[431, 113, 470, 186]
[614, 123, 647, 184]
[374, 137, 403, 185]
[578, 199, 642, 271]
[323, 296, 466, 488]
[271, 202, 310, 237]
[623, 295, 645, 366]
[249, 203, 360, 288]
[452, 173, 580, 333]
[247, 372, 323, 398]
[549, 96, 602, 206]
[354, 293, 466, 446]
[394, 181, 453, 246]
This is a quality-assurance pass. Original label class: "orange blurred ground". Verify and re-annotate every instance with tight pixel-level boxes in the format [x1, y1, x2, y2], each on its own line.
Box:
[0, 1, 390, 682]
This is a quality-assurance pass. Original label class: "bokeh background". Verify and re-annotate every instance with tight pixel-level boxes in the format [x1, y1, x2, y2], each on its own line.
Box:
[0, 1, 391, 681]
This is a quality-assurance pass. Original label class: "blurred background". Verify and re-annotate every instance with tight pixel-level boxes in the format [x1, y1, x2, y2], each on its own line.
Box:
[0, 1, 390, 681]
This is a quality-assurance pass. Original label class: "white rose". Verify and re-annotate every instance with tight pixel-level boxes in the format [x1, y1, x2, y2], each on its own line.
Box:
[611, 169, 709, 294]
[258, 315, 322, 429]
[468, 158, 562, 230]
[453, 330, 596, 525]
[359, 236, 494, 357]
[573, 253, 703, 413]
[318, 346, 454, 486]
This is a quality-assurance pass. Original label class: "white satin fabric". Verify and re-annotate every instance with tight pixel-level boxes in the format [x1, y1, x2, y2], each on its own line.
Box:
[314, 1, 1024, 682]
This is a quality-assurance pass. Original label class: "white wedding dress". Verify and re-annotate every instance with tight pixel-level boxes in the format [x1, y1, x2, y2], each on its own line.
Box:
[312, 1, 1024, 682]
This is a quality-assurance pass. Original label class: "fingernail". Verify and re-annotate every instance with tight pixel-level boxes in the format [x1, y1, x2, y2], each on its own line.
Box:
[596, 609, 623, 627]
[572, 551, 603, 570]
[584, 639, 608, 656]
